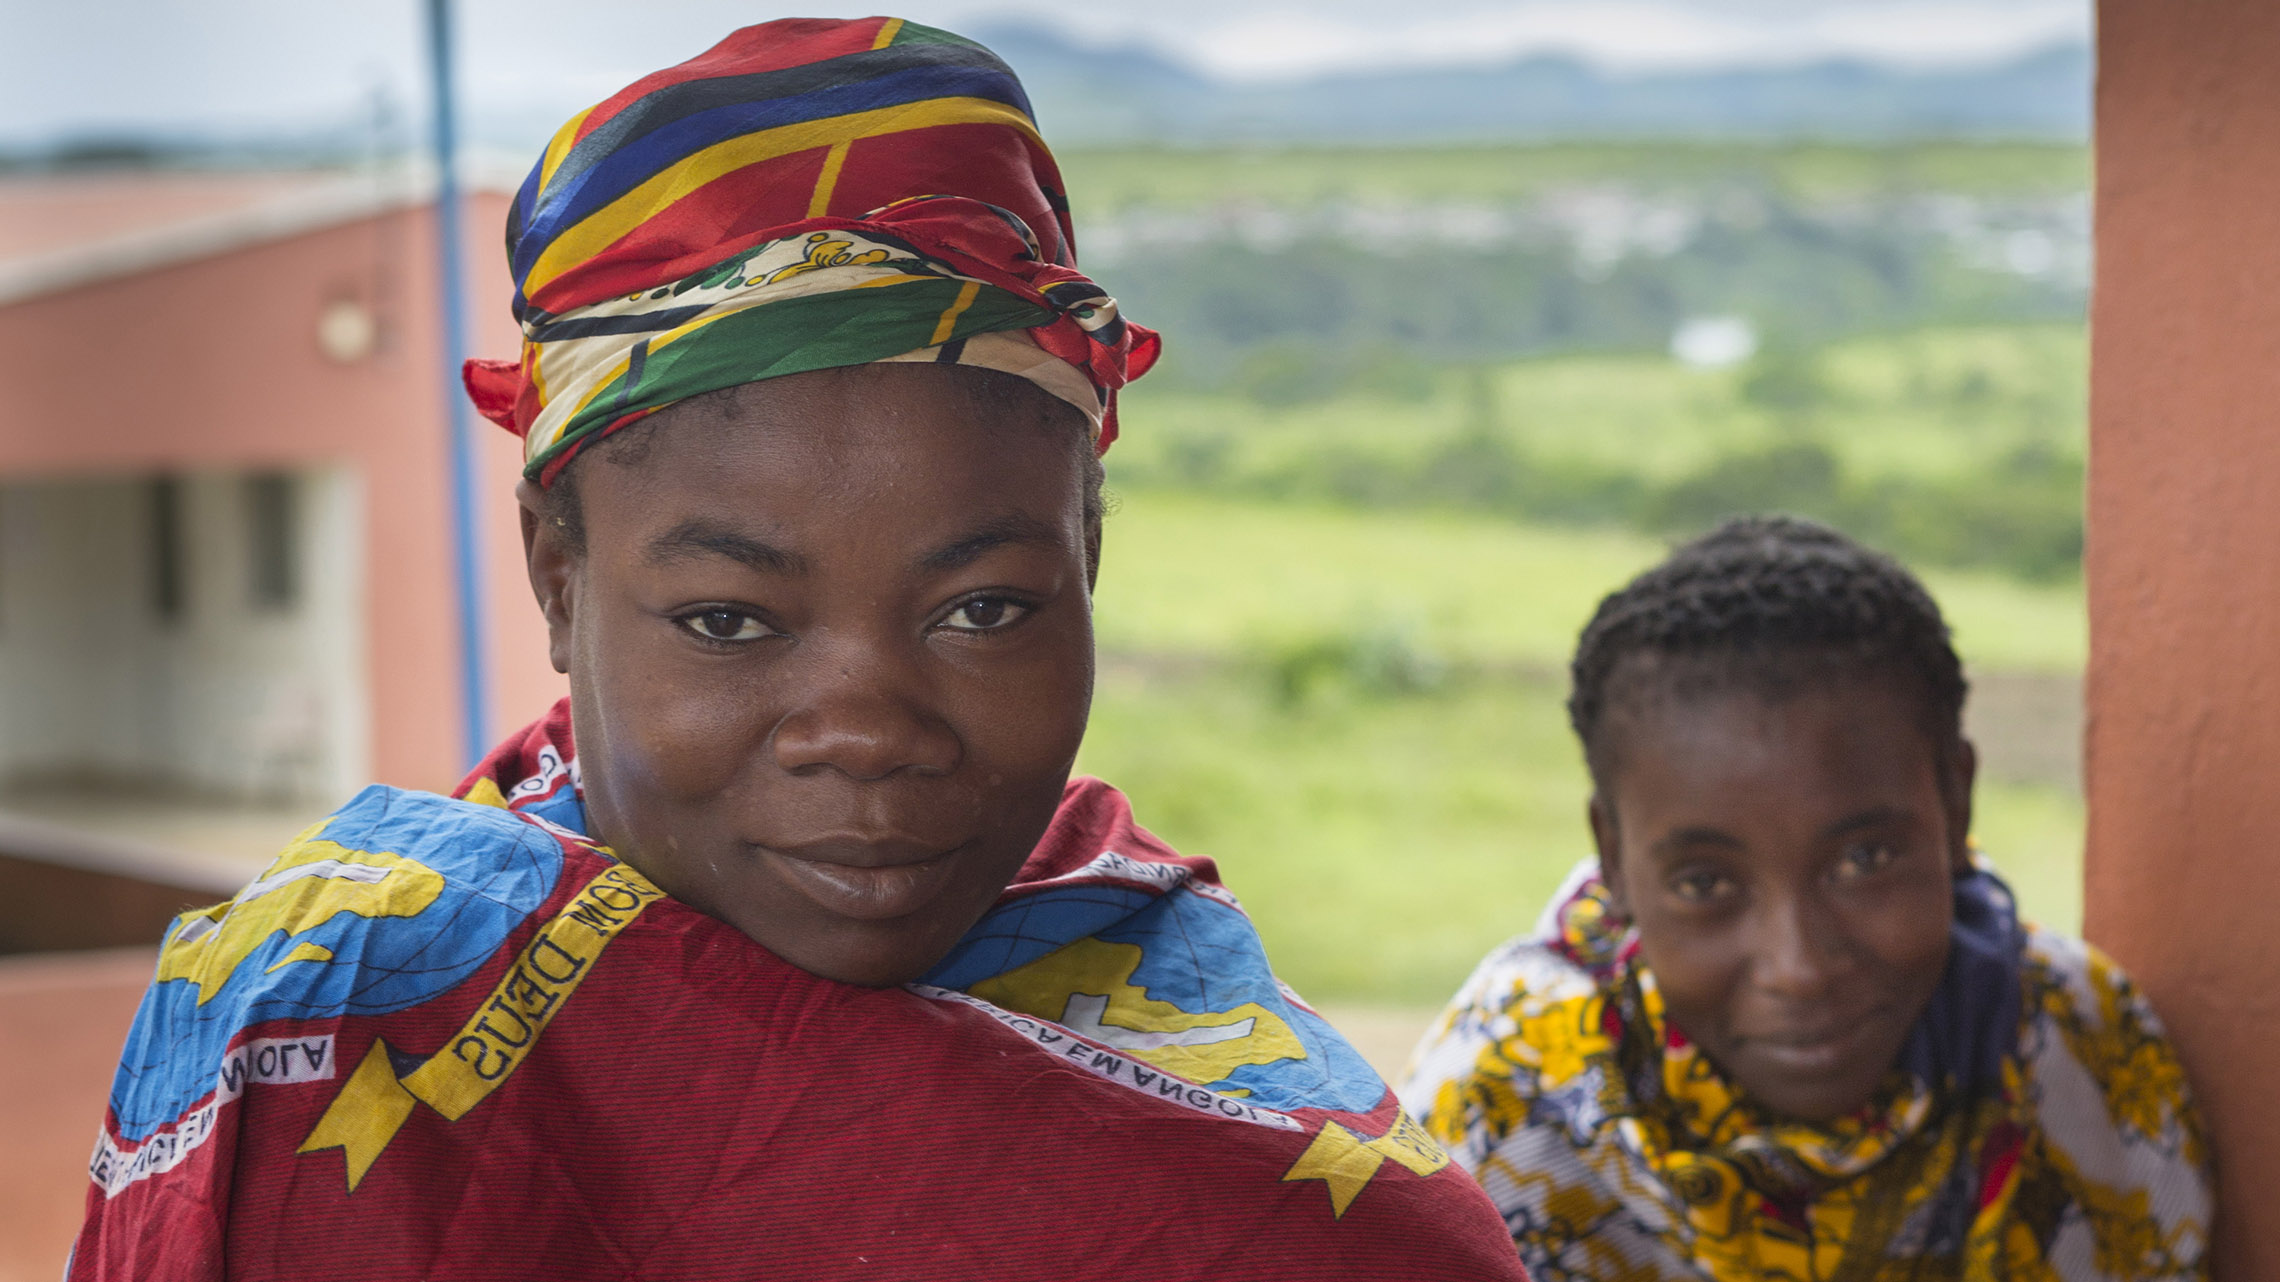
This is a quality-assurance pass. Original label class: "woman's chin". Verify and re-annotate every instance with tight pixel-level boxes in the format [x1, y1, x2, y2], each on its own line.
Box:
[1737, 1057, 1896, 1125]
[724, 907, 969, 989]
[1719, 1007, 1913, 1123]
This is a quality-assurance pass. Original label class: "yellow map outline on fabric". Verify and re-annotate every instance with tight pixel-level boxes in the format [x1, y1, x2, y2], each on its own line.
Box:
[968, 937, 1305, 1085]
[155, 819, 446, 1006]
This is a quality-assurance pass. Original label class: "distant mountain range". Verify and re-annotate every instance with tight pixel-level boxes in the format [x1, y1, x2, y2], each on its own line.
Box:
[1, 24, 2090, 168]
[971, 25, 2090, 144]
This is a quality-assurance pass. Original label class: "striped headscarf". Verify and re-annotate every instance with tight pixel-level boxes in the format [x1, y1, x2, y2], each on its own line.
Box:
[463, 17, 1160, 485]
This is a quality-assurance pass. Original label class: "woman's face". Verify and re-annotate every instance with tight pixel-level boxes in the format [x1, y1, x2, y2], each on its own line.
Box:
[1592, 666, 1974, 1122]
[521, 366, 1096, 986]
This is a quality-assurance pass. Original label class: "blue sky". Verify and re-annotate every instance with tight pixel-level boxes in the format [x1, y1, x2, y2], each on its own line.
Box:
[0, 1, 2089, 148]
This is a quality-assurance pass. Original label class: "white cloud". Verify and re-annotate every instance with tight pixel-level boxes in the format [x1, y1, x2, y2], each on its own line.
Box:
[1044, 1, 2089, 78]
[0, 0, 2091, 146]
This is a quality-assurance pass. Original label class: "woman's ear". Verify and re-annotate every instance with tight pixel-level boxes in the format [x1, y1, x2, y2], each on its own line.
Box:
[1588, 792, 1627, 912]
[1084, 517, 1101, 595]
[1946, 737, 1980, 874]
[517, 478, 576, 676]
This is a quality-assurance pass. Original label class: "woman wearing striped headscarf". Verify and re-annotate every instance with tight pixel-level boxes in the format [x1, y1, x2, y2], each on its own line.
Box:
[68, 19, 1529, 1281]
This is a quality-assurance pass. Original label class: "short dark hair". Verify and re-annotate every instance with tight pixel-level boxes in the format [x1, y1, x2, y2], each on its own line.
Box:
[1568, 515, 1968, 786]
[541, 365, 1107, 573]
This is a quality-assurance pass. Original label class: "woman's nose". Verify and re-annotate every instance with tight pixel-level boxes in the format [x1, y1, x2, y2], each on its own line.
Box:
[769, 649, 960, 781]
[1753, 896, 1850, 1002]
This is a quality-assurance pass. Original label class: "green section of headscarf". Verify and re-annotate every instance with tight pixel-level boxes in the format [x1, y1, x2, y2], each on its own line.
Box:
[526, 278, 1052, 478]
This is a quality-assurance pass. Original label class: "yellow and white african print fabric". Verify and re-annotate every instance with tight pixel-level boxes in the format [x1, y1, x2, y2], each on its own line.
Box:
[1399, 863, 2211, 1281]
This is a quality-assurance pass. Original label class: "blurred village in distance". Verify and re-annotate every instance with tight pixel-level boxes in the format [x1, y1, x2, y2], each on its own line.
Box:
[0, 14, 2095, 1000]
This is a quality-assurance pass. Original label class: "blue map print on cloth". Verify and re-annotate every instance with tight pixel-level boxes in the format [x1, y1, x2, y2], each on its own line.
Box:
[927, 878, 1389, 1116]
[107, 786, 562, 1141]
[516, 785, 587, 835]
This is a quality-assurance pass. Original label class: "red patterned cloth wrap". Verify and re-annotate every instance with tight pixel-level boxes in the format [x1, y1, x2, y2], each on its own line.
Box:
[68, 701, 1528, 1280]
[462, 16, 1160, 485]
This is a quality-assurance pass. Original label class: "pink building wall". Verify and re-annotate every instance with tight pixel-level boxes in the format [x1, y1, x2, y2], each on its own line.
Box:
[0, 193, 563, 792]
[2091, 1, 2280, 1274]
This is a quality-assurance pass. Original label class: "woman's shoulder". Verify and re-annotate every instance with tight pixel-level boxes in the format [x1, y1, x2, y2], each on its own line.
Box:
[2007, 924, 2216, 1272]
[108, 785, 579, 1151]
[2015, 922, 2182, 1064]
[1403, 865, 1627, 1083]
[1419, 929, 1608, 1056]
[150, 785, 574, 1013]
[1396, 915, 1619, 1161]
[1008, 775, 1230, 890]
[2014, 923, 2211, 1179]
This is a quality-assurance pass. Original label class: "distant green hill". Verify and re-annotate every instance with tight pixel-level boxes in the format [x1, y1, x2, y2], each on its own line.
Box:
[1061, 141, 2087, 385]
[980, 26, 2089, 145]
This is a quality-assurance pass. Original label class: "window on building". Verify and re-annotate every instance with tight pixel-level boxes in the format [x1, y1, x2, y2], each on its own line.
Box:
[151, 476, 186, 622]
[246, 473, 299, 610]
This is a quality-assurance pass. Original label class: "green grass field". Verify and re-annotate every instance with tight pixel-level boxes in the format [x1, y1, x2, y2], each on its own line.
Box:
[1093, 490, 2085, 672]
[1076, 491, 2087, 1006]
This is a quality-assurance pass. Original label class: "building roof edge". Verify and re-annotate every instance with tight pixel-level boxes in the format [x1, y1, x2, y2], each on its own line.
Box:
[0, 164, 514, 307]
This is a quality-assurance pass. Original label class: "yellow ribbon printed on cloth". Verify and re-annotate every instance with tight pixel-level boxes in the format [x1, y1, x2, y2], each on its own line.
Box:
[298, 862, 665, 1189]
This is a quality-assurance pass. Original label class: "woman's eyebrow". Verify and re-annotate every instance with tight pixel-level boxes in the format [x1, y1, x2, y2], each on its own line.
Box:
[917, 513, 1066, 573]
[644, 521, 808, 575]
[1649, 827, 1745, 859]
[1819, 806, 1912, 841]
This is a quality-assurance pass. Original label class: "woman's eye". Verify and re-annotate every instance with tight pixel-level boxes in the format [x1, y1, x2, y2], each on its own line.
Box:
[1835, 842, 1899, 879]
[678, 609, 771, 642]
[939, 597, 1029, 632]
[1671, 870, 1735, 904]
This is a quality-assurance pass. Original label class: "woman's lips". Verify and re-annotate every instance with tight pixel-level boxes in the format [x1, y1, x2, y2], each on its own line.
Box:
[763, 839, 966, 922]
[1742, 1013, 1886, 1076]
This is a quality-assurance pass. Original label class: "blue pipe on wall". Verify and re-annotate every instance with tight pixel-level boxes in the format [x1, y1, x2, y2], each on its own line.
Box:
[425, 0, 491, 768]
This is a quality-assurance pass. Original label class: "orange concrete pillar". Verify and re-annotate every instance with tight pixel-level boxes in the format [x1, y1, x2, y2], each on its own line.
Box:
[2089, 2, 2280, 1274]
[0, 950, 156, 1282]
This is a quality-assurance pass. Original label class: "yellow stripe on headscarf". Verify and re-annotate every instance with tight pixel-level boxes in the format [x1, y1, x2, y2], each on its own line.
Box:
[523, 339, 551, 404]
[929, 280, 982, 346]
[526, 97, 1044, 303]
[538, 106, 596, 189]
[806, 142, 853, 218]
[790, 21, 904, 217]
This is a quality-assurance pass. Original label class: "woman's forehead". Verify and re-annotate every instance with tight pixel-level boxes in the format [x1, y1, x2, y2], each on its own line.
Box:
[579, 370, 1087, 535]
[1609, 675, 1944, 806]
[1608, 651, 1937, 738]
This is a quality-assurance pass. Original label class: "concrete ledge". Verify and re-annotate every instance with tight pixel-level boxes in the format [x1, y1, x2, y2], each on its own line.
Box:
[0, 811, 238, 954]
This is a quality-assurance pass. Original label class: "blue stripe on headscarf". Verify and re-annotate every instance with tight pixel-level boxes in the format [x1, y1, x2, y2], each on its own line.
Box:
[514, 60, 1033, 288]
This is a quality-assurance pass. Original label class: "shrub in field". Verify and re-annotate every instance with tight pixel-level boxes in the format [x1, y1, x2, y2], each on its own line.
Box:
[1646, 440, 1843, 532]
[1265, 626, 1448, 708]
